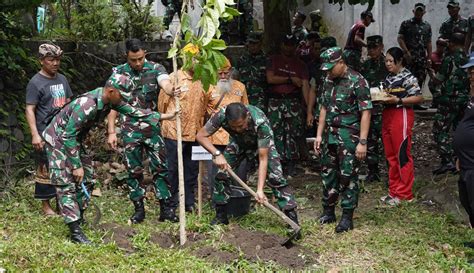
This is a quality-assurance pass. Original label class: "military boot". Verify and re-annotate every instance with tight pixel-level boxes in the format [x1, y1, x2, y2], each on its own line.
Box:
[366, 164, 381, 183]
[210, 204, 229, 225]
[284, 208, 302, 240]
[130, 199, 145, 224]
[158, 198, 178, 223]
[68, 220, 91, 244]
[335, 209, 354, 233]
[318, 206, 336, 224]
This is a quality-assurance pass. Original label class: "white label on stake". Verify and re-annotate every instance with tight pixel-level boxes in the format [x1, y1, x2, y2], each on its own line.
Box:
[191, 145, 213, 161]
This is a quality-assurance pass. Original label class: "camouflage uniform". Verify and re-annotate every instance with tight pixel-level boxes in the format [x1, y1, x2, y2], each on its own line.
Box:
[163, 0, 182, 29]
[236, 50, 268, 112]
[320, 48, 373, 209]
[42, 86, 161, 224]
[360, 40, 388, 180]
[398, 17, 432, 87]
[110, 60, 171, 202]
[204, 105, 297, 210]
[439, 15, 469, 41]
[292, 25, 309, 43]
[221, 0, 253, 44]
[432, 48, 470, 165]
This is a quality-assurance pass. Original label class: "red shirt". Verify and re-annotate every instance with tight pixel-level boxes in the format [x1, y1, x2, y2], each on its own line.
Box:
[430, 51, 443, 73]
[266, 54, 309, 95]
[345, 21, 366, 51]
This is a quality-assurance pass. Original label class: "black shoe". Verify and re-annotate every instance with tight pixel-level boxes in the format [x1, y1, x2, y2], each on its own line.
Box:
[413, 104, 428, 111]
[335, 209, 354, 233]
[319, 206, 336, 224]
[432, 162, 456, 175]
[284, 208, 302, 240]
[185, 205, 195, 213]
[158, 199, 178, 223]
[130, 199, 145, 224]
[210, 204, 229, 225]
[68, 220, 91, 244]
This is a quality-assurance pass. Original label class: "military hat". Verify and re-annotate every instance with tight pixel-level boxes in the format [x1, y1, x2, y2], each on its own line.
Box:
[320, 36, 337, 51]
[320, 47, 343, 71]
[361, 10, 375, 22]
[247, 31, 263, 43]
[367, 35, 383, 48]
[447, 0, 460, 8]
[461, 52, 474, 69]
[414, 3, 426, 11]
[106, 74, 134, 100]
[39, 43, 63, 58]
[282, 34, 298, 45]
[219, 57, 232, 71]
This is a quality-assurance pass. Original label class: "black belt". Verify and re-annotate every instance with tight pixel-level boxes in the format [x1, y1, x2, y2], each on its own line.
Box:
[267, 93, 301, 100]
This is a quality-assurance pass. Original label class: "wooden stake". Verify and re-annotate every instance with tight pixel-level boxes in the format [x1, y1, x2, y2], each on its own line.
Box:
[197, 161, 203, 218]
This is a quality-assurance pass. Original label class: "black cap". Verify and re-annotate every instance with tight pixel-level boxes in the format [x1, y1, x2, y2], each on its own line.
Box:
[447, 0, 460, 8]
[367, 35, 383, 48]
[282, 34, 298, 45]
[414, 3, 425, 11]
[361, 10, 375, 22]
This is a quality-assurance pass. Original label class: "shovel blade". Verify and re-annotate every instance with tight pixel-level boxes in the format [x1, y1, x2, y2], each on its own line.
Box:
[280, 227, 301, 248]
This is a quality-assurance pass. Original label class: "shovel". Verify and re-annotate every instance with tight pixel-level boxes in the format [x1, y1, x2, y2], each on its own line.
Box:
[226, 168, 301, 247]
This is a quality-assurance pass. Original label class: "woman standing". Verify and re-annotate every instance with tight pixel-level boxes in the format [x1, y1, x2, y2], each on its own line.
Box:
[381, 47, 424, 206]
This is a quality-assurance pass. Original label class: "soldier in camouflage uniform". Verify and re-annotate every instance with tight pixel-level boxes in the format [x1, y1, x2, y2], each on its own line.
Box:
[107, 39, 179, 224]
[439, 1, 469, 46]
[196, 103, 300, 234]
[266, 35, 310, 176]
[314, 47, 372, 233]
[429, 33, 470, 175]
[398, 3, 432, 93]
[291, 11, 309, 43]
[343, 10, 374, 72]
[220, 0, 253, 45]
[42, 75, 177, 244]
[360, 35, 388, 182]
[235, 32, 268, 113]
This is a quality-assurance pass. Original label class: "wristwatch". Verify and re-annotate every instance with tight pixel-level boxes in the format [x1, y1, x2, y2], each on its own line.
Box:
[359, 139, 367, 145]
[213, 150, 221, 157]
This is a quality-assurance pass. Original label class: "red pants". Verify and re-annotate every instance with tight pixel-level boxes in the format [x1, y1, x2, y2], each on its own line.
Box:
[382, 107, 415, 200]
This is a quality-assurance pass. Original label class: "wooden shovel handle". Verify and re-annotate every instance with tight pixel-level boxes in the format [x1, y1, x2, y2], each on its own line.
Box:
[226, 168, 301, 232]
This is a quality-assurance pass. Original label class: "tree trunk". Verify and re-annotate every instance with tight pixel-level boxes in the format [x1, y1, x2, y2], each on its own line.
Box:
[263, 0, 291, 54]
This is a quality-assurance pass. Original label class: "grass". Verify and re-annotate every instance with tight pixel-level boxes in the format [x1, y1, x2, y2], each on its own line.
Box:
[1, 177, 473, 271]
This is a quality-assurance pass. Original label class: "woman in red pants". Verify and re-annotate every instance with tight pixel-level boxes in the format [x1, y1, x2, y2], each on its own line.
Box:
[380, 47, 424, 206]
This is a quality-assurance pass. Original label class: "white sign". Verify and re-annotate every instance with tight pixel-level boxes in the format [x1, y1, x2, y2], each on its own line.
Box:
[191, 145, 213, 161]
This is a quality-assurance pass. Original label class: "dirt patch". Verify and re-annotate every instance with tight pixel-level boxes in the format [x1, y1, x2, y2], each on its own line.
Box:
[195, 246, 240, 264]
[149, 232, 176, 248]
[99, 222, 136, 253]
[221, 226, 315, 268]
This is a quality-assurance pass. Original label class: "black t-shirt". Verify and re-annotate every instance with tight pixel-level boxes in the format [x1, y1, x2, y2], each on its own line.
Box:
[26, 72, 73, 132]
[454, 97, 474, 170]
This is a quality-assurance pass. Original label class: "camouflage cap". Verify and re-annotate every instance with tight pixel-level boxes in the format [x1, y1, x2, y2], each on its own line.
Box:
[447, 0, 460, 8]
[39, 43, 63, 58]
[367, 35, 383, 48]
[320, 47, 343, 71]
[247, 31, 263, 43]
[106, 74, 134, 100]
[461, 52, 474, 69]
[414, 2, 426, 11]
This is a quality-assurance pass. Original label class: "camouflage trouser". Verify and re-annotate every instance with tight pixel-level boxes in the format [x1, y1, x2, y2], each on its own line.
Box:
[366, 113, 383, 167]
[122, 126, 171, 201]
[321, 129, 360, 209]
[433, 102, 467, 164]
[248, 93, 268, 114]
[407, 58, 427, 88]
[213, 141, 297, 211]
[429, 80, 441, 106]
[343, 49, 361, 72]
[45, 144, 94, 224]
[267, 97, 304, 162]
[163, 0, 182, 29]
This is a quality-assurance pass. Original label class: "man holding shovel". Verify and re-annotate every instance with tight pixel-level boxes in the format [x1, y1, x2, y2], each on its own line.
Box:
[196, 103, 300, 234]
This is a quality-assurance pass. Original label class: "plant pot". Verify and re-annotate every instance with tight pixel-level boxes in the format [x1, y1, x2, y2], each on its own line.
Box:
[227, 185, 251, 218]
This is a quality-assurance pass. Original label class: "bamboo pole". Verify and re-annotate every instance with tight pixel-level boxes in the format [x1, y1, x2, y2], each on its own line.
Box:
[197, 161, 203, 218]
[171, 0, 189, 246]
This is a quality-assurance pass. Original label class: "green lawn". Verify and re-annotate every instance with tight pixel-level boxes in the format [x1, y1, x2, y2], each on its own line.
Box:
[1, 178, 473, 271]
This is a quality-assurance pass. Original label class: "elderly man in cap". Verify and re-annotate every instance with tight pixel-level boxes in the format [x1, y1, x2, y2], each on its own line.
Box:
[360, 35, 388, 183]
[291, 11, 309, 43]
[343, 10, 374, 72]
[309, 10, 328, 37]
[398, 2, 432, 111]
[439, 1, 468, 45]
[314, 47, 372, 233]
[236, 32, 268, 113]
[453, 53, 474, 260]
[43, 75, 177, 244]
[266, 34, 310, 177]
[25, 43, 73, 216]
